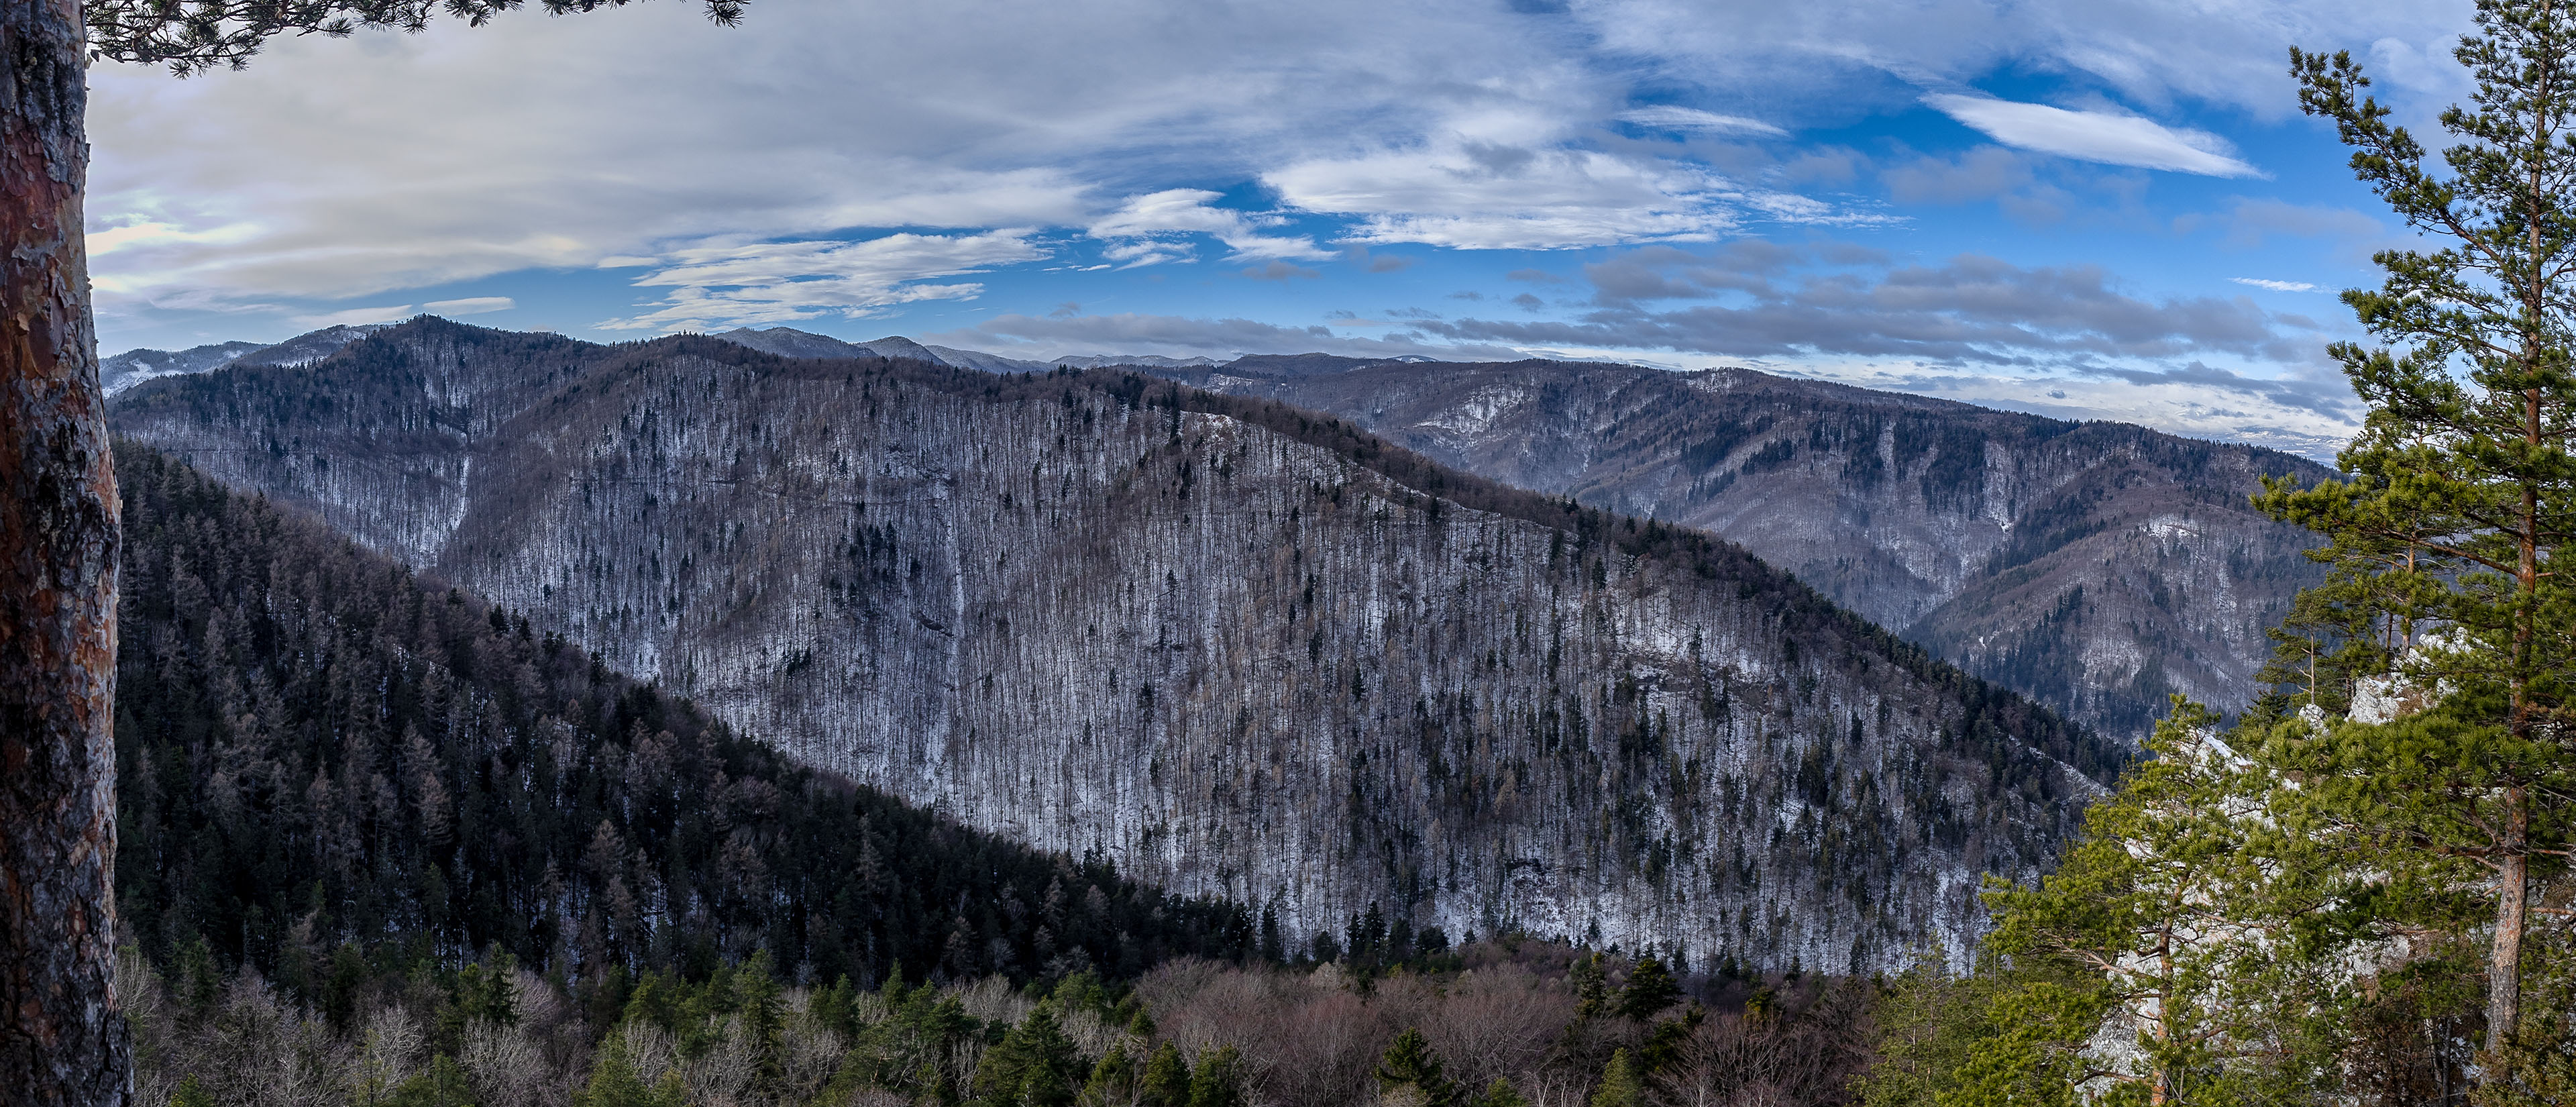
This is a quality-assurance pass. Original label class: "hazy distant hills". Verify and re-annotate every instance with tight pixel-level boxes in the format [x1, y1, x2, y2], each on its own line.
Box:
[101, 341, 271, 395]
[101, 324, 383, 394]
[1117, 358, 2330, 740]
[708, 326, 1220, 372]
[110, 317, 2113, 969]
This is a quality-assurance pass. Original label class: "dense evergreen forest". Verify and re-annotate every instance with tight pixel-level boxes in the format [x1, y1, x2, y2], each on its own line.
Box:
[112, 441, 1259, 995]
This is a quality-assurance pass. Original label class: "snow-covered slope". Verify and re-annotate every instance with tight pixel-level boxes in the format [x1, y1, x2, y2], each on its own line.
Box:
[229, 324, 386, 368]
[1139, 359, 2328, 741]
[101, 341, 270, 395]
[111, 317, 2116, 971]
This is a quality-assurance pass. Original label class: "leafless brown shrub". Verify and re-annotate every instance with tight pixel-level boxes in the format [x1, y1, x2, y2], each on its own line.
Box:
[1656, 980, 1874, 1107]
[1416, 964, 1576, 1094]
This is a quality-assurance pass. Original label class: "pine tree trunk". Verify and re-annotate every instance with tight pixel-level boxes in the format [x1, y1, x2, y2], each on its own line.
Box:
[2486, 786, 2527, 1053]
[0, 0, 127, 1102]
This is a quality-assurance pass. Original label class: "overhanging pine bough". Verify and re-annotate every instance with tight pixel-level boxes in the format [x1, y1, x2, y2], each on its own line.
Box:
[0, 1, 736, 1104]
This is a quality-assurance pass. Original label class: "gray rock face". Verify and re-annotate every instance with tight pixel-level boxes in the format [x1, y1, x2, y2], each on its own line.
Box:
[112, 319, 2117, 970]
[1132, 360, 2330, 740]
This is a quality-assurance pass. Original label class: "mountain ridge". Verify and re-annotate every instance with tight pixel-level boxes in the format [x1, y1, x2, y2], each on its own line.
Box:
[104, 321, 2323, 737]
[1114, 358, 2330, 739]
[111, 316, 2116, 970]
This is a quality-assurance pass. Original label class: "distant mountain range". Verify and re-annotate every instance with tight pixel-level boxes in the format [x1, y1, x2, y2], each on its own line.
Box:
[99, 324, 384, 394]
[708, 326, 1222, 372]
[97, 321, 1419, 396]
[101, 322, 1222, 395]
[1119, 356, 2332, 739]
[102, 321, 2332, 739]
[109, 317, 2114, 969]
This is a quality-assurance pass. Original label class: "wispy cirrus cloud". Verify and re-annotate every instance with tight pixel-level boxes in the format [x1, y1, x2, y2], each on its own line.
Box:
[1616, 105, 1788, 137]
[1419, 244, 2328, 368]
[597, 231, 1046, 332]
[1923, 95, 2263, 177]
[918, 311, 1527, 362]
[1086, 190, 1331, 267]
[1269, 144, 1746, 250]
[2230, 277, 2316, 292]
[425, 296, 515, 315]
[293, 304, 417, 328]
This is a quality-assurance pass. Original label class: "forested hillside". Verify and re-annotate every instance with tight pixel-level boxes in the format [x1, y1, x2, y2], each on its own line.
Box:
[105, 460, 1876, 1106]
[113, 318, 2116, 972]
[1132, 358, 2327, 739]
[113, 443, 1257, 992]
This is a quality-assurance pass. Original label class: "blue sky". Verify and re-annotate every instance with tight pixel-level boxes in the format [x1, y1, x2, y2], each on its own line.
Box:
[83, 0, 2478, 458]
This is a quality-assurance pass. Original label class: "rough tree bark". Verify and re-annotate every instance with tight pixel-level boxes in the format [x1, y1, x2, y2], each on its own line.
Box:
[0, 0, 126, 1101]
[2488, 786, 2527, 1052]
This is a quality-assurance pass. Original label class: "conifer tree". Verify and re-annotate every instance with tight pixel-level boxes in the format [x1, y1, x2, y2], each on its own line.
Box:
[2269, 0, 2576, 1053]
[1587, 1049, 1642, 1107]
[1185, 1045, 1244, 1107]
[1140, 1041, 1193, 1107]
[973, 1001, 1085, 1107]
[1376, 1027, 1458, 1107]
[737, 948, 786, 1097]
[1968, 706, 2342, 1103]
[1470, 1077, 1529, 1107]
[386, 1054, 477, 1107]
[1614, 957, 1680, 1022]
[1081, 1041, 1140, 1107]
[1570, 953, 1609, 1021]
[577, 1030, 684, 1107]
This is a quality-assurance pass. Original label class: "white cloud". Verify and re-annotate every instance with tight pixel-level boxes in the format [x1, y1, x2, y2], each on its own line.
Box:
[2230, 277, 2316, 292]
[1270, 146, 1743, 249]
[425, 296, 516, 315]
[1799, 363, 2355, 460]
[83, 0, 1576, 329]
[1087, 190, 1331, 265]
[1923, 95, 2263, 177]
[919, 311, 1527, 362]
[294, 305, 416, 327]
[1617, 106, 1789, 137]
[1580, 0, 2469, 123]
[598, 231, 1045, 331]
[86, 220, 260, 261]
[78, 0, 2461, 412]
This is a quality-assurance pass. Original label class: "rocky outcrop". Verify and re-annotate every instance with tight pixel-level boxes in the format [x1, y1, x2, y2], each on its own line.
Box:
[113, 318, 2118, 971]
